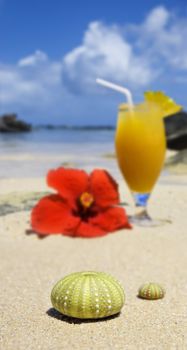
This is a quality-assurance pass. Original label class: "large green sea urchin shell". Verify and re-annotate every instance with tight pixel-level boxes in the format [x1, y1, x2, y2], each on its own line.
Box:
[51, 271, 125, 319]
[138, 283, 165, 300]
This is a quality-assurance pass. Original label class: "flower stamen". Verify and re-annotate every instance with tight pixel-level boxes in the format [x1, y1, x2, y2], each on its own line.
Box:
[80, 192, 94, 209]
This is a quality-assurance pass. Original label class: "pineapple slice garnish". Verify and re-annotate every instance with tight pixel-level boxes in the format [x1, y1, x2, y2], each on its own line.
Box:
[144, 91, 182, 117]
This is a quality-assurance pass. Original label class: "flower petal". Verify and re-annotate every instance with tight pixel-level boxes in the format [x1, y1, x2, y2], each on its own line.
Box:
[47, 168, 89, 202]
[90, 169, 120, 208]
[31, 194, 80, 235]
[90, 207, 132, 232]
[75, 221, 107, 238]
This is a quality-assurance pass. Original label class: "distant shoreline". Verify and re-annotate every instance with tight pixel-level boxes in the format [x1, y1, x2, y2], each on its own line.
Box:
[33, 124, 115, 131]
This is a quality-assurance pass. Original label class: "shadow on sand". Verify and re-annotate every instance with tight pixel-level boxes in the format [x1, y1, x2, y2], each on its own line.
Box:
[46, 308, 120, 324]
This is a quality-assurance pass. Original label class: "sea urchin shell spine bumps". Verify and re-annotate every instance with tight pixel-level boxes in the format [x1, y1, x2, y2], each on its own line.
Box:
[138, 283, 165, 300]
[51, 271, 125, 319]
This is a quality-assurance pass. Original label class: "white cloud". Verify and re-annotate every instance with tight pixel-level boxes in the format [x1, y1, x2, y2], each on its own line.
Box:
[62, 7, 187, 95]
[137, 6, 187, 70]
[62, 21, 154, 94]
[0, 51, 62, 103]
[0, 65, 43, 103]
[143, 6, 170, 32]
[0, 51, 63, 121]
[159, 21, 187, 69]
[18, 50, 48, 67]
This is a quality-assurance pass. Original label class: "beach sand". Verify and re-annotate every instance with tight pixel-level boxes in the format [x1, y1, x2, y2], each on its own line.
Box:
[0, 155, 187, 350]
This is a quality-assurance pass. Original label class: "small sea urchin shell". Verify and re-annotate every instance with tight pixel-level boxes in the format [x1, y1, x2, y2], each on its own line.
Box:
[51, 271, 125, 319]
[138, 283, 165, 300]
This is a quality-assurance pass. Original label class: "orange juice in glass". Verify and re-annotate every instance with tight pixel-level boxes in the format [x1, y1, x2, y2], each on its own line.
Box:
[115, 102, 166, 225]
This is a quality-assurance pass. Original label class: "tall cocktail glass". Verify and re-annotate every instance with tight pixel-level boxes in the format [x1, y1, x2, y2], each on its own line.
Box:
[115, 102, 166, 226]
[96, 78, 181, 226]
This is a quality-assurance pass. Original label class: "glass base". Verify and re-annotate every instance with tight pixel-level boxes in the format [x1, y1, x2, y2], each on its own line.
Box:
[130, 192, 171, 227]
[129, 213, 170, 227]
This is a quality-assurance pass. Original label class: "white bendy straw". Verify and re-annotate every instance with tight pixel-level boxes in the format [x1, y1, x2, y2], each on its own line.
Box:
[96, 78, 134, 109]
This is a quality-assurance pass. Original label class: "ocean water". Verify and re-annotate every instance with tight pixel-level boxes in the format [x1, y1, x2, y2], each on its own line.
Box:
[0, 128, 118, 178]
[0, 128, 115, 154]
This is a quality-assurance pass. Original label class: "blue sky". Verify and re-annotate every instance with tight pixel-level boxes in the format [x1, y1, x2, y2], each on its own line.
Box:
[0, 0, 187, 125]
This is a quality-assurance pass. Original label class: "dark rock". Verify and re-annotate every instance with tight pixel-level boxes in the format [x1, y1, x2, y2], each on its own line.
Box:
[0, 113, 32, 132]
[164, 111, 187, 150]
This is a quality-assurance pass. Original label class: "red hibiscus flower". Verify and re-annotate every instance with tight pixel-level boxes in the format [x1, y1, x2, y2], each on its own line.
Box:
[31, 167, 131, 238]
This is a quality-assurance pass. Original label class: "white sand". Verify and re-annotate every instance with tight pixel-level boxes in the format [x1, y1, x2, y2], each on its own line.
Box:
[0, 169, 187, 349]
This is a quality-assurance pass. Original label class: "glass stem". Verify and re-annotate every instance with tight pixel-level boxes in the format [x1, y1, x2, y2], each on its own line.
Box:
[131, 192, 151, 221]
